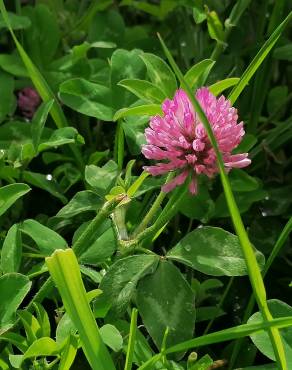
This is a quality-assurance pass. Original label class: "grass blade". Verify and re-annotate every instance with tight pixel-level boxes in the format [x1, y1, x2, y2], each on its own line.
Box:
[158, 33, 288, 370]
[0, 0, 83, 167]
[46, 249, 116, 370]
[124, 308, 138, 370]
[137, 316, 292, 370]
[228, 11, 292, 104]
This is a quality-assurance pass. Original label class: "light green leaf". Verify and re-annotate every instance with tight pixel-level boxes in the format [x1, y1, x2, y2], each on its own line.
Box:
[1, 224, 22, 273]
[140, 53, 177, 97]
[100, 324, 123, 352]
[0, 183, 31, 217]
[23, 337, 59, 360]
[209, 78, 240, 96]
[184, 59, 214, 89]
[85, 161, 119, 197]
[38, 127, 84, 152]
[59, 78, 113, 121]
[114, 104, 162, 121]
[118, 79, 167, 103]
[248, 300, 292, 367]
[0, 274, 31, 335]
[59, 335, 78, 370]
[20, 219, 67, 255]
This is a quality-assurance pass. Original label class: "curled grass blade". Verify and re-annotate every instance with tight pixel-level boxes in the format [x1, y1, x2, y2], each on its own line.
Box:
[158, 33, 288, 370]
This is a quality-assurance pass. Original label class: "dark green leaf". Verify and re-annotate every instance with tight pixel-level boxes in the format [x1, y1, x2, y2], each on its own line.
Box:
[137, 260, 195, 349]
[167, 227, 265, 276]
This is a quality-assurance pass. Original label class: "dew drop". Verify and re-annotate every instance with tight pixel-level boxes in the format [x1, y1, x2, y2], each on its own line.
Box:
[261, 211, 267, 217]
[46, 174, 53, 181]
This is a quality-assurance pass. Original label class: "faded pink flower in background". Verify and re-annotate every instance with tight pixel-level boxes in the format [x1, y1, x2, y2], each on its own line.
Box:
[17, 87, 41, 119]
[142, 87, 251, 194]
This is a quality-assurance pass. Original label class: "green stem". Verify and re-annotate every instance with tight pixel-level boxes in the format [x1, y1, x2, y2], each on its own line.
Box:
[136, 186, 187, 245]
[134, 173, 174, 236]
[72, 196, 123, 257]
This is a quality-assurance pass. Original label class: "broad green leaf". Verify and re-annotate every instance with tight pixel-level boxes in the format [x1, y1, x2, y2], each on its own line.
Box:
[85, 161, 119, 197]
[56, 190, 102, 219]
[46, 249, 115, 370]
[18, 310, 42, 344]
[0, 12, 31, 30]
[209, 78, 240, 96]
[0, 53, 27, 76]
[0, 332, 28, 353]
[114, 104, 162, 121]
[118, 79, 167, 103]
[38, 127, 84, 152]
[228, 11, 292, 104]
[1, 224, 22, 273]
[99, 254, 159, 316]
[167, 227, 265, 276]
[184, 59, 214, 89]
[59, 78, 113, 121]
[23, 337, 59, 360]
[31, 100, 54, 150]
[110, 49, 146, 109]
[249, 300, 292, 367]
[100, 324, 123, 352]
[59, 335, 78, 370]
[137, 260, 195, 349]
[75, 219, 116, 264]
[22, 4, 60, 66]
[0, 183, 31, 217]
[140, 53, 177, 97]
[0, 273, 31, 335]
[33, 303, 51, 338]
[20, 219, 67, 255]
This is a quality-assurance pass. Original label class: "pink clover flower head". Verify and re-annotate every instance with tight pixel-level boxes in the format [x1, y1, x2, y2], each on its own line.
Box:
[17, 87, 41, 119]
[142, 87, 251, 194]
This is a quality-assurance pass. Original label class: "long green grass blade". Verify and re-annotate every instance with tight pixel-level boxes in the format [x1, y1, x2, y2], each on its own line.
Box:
[0, 0, 66, 129]
[158, 34, 287, 370]
[0, 0, 83, 167]
[46, 249, 116, 370]
[228, 11, 292, 104]
[137, 316, 292, 370]
[229, 216, 292, 369]
[124, 308, 138, 370]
